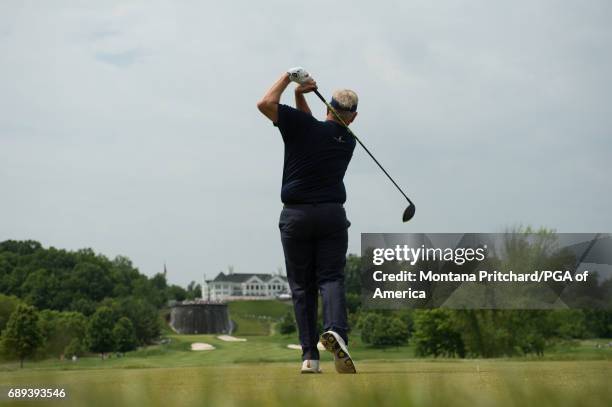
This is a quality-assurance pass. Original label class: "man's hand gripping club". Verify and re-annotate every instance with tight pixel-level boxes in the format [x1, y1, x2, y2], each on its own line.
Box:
[257, 67, 317, 122]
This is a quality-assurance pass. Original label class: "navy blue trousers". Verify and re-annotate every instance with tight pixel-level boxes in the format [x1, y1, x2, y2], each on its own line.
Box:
[279, 203, 350, 360]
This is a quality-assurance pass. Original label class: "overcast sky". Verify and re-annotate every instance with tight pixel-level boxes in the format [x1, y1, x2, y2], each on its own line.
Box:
[1, 1, 611, 287]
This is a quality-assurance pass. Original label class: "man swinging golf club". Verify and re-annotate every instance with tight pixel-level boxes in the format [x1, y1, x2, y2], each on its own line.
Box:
[257, 67, 357, 374]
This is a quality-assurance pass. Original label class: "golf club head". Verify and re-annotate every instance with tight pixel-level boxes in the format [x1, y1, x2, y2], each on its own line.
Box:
[402, 204, 416, 222]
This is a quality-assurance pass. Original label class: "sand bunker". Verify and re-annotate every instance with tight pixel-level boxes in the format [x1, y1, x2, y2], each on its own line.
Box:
[217, 335, 247, 342]
[287, 342, 326, 351]
[191, 342, 215, 351]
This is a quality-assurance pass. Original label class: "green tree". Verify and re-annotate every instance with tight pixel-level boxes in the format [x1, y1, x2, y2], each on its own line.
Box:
[113, 298, 160, 345]
[167, 285, 188, 302]
[345, 293, 361, 314]
[0, 240, 172, 318]
[397, 310, 415, 336]
[64, 337, 87, 358]
[1, 304, 43, 368]
[22, 269, 59, 310]
[278, 311, 296, 334]
[150, 272, 167, 291]
[37, 310, 87, 358]
[132, 277, 166, 308]
[344, 254, 362, 296]
[69, 298, 97, 316]
[0, 294, 22, 333]
[413, 309, 465, 357]
[68, 263, 112, 303]
[0, 240, 42, 255]
[3, 266, 30, 298]
[109, 256, 140, 297]
[544, 310, 588, 339]
[193, 284, 202, 299]
[113, 317, 138, 353]
[583, 309, 612, 338]
[358, 312, 409, 347]
[86, 307, 115, 355]
[186, 281, 202, 300]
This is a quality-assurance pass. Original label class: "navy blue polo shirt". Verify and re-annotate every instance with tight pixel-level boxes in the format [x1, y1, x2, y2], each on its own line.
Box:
[274, 104, 356, 204]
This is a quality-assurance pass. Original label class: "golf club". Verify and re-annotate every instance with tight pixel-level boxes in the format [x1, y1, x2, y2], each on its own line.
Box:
[313, 89, 416, 222]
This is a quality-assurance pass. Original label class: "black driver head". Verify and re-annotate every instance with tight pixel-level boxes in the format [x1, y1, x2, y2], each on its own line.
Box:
[402, 204, 416, 222]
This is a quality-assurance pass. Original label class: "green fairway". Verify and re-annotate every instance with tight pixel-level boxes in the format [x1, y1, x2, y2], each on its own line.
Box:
[0, 334, 610, 371]
[228, 300, 292, 336]
[0, 333, 420, 371]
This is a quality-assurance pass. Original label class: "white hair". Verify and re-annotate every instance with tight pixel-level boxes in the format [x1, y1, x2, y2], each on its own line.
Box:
[332, 89, 358, 111]
[330, 89, 358, 121]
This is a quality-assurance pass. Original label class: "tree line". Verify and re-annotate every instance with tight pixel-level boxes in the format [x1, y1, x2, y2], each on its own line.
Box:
[0, 240, 201, 366]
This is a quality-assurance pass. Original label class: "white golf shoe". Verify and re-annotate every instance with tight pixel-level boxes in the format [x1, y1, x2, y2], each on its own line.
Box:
[320, 331, 357, 374]
[300, 359, 322, 374]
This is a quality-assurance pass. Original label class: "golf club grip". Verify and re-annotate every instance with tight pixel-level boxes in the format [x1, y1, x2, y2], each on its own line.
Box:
[313, 90, 413, 206]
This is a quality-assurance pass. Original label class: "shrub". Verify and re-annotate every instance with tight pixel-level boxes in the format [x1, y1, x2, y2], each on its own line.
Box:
[87, 307, 115, 354]
[278, 311, 296, 335]
[64, 338, 87, 358]
[37, 310, 87, 358]
[413, 310, 465, 357]
[358, 312, 409, 347]
[113, 317, 138, 353]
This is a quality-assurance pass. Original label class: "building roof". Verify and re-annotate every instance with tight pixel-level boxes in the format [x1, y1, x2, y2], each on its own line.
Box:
[210, 272, 287, 283]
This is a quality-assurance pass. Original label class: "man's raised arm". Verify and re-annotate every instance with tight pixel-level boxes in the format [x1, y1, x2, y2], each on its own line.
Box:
[257, 67, 314, 122]
[256, 72, 291, 123]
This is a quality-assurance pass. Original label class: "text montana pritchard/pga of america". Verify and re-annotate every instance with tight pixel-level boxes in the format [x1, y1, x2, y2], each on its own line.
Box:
[370, 269, 591, 299]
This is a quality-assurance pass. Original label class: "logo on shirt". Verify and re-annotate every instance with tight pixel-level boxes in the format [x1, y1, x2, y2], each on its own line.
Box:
[334, 135, 346, 143]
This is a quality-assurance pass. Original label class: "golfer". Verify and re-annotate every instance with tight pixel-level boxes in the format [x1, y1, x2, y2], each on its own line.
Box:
[257, 67, 357, 374]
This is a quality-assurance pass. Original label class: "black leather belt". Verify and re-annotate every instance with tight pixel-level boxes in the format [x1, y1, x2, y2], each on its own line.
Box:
[283, 202, 343, 208]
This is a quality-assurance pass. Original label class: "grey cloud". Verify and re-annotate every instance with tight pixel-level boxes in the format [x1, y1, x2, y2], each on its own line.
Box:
[95, 49, 144, 67]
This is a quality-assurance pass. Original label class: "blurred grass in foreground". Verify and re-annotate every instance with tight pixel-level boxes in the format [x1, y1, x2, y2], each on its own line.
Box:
[1, 360, 610, 407]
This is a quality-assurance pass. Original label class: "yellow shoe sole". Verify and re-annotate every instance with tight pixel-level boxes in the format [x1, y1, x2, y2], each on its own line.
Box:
[320, 332, 356, 374]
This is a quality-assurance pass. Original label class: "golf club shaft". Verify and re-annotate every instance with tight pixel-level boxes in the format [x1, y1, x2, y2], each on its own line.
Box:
[313, 89, 413, 206]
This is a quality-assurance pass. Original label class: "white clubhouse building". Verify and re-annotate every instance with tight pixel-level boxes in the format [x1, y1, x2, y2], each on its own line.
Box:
[202, 271, 290, 302]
